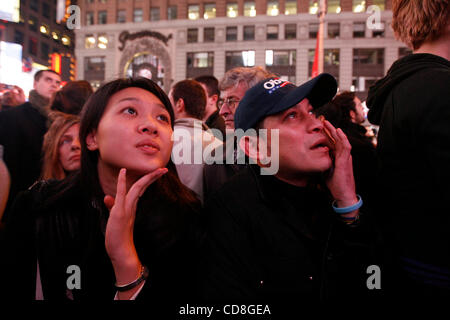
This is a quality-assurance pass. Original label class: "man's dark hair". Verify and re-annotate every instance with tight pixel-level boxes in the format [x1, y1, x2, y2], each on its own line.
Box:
[50, 80, 93, 115]
[171, 79, 206, 119]
[34, 69, 61, 82]
[330, 91, 356, 122]
[194, 75, 220, 97]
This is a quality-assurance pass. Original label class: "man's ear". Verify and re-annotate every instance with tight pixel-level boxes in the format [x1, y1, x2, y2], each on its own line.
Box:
[349, 110, 356, 121]
[86, 130, 99, 151]
[238, 135, 259, 161]
[210, 94, 219, 105]
[175, 98, 185, 114]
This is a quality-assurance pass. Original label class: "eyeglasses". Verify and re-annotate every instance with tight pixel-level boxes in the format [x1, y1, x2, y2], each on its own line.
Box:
[218, 97, 240, 110]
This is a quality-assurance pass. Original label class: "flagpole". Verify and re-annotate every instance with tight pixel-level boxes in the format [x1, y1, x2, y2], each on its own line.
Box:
[318, 0, 326, 74]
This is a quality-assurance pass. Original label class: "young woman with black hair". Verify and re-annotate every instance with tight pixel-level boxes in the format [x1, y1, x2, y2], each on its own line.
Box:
[1, 78, 203, 302]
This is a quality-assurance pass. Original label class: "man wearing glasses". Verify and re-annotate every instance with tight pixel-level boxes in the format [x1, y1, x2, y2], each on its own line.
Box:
[203, 67, 275, 199]
[218, 67, 274, 130]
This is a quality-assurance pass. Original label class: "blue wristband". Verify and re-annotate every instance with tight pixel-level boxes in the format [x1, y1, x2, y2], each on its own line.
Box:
[332, 195, 363, 214]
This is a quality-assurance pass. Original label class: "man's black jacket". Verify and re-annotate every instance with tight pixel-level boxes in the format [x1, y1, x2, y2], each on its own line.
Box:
[202, 165, 379, 303]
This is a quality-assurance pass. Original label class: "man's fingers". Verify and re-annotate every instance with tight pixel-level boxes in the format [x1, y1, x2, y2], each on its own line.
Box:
[322, 120, 338, 146]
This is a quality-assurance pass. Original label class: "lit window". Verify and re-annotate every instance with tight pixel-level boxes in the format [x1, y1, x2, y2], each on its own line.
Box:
[267, 1, 279, 16]
[188, 5, 200, 20]
[227, 3, 238, 18]
[285, 0, 297, 15]
[98, 35, 108, 49]
[187, 52, 214, 68]
[328, 0, 341, 14]
[309, 1, 319, 14]
[373, 0, 385, 11]
[324, 49, 340, 66]
[204, 4, 216, 19]
[40, 25, 49, 35]
[353, 0, 366, 13]
[52, 31, 59, 41]
[85, 35, 96, 48]
[244, 1, 256, 17]
[61, 36, 71, 46]
[265, 50, 296, 66]
[226, 51, 255, 70]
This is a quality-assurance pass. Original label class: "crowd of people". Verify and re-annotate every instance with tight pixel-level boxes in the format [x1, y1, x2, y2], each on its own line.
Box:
[0, 0, 448, 306]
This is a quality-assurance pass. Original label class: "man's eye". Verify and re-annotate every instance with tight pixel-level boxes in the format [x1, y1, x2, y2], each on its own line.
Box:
[286, 112, 297, 119]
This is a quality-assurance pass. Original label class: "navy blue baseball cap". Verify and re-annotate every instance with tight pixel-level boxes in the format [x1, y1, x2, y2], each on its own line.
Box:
[234, 73, 337, 131]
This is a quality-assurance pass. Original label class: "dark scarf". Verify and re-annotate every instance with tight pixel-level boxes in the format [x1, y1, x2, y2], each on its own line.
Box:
[28, 89, 51, 118]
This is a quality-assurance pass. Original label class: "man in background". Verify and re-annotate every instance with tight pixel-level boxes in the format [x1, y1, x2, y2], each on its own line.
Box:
[195, 75, 225, 140]
[0, 70, 61, 223]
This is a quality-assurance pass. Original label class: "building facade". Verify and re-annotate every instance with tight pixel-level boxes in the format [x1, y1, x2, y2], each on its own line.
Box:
[75, 0, 410, 98]
[0, 0, 76, 82]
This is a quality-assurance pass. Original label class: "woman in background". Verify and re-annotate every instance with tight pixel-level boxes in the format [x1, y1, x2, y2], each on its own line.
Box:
[41, 112, 81, 180]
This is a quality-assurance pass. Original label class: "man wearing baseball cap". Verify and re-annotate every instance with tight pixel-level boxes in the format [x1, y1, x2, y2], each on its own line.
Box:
[203, 74, 376, 303]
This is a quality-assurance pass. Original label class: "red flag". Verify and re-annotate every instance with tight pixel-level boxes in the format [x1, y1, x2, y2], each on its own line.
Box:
[311, 31, 320, 78]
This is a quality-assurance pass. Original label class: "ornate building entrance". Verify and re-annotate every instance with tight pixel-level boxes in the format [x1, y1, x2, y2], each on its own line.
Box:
[118, 30, 173, 92]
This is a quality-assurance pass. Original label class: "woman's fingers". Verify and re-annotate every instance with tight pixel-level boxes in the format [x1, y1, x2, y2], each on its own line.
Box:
[114, 168, 127, 209]
[104, 195, 115, 211]
[125, 168, 168, 213]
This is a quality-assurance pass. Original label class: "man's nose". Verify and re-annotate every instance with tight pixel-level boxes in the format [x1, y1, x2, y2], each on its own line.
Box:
[310, 114, 325, 133]
[219, 105, 230, 117]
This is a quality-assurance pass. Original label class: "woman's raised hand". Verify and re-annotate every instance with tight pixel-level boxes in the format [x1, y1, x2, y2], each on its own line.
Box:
[104, 167, 167, 294]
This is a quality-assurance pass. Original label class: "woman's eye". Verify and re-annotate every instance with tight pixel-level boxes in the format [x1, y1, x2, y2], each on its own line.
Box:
[157, 114, 170, 123]
[60, 139, 71, 146]
[123, 107, 136, 115]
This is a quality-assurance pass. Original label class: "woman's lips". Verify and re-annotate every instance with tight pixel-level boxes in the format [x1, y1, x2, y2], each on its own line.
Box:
[137, 145, 159, 155]
[69, 154, 81, 161]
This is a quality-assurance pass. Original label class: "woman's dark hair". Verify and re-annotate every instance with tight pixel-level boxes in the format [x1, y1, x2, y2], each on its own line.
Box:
[50, 80, 93, 115]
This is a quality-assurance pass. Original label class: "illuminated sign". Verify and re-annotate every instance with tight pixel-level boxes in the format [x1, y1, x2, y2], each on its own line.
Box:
[0, 0, 20, 23]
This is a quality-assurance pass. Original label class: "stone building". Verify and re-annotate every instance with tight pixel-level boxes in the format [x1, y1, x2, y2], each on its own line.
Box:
[75, 0, 410, 98]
